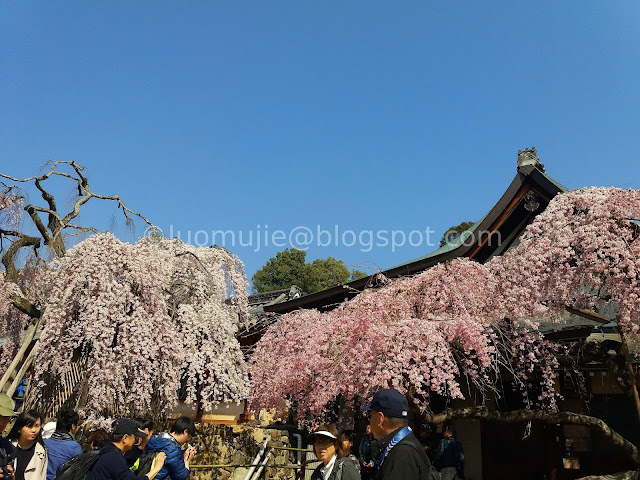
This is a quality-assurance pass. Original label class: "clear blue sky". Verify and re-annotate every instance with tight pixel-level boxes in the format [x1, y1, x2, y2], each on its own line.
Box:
[2, 1, 639, 284]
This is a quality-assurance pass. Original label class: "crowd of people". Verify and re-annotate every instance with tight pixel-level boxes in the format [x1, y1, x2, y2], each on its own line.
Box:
[0, 388, 464, 480]
[0, 393, 195, 480]
[310, 388, 465, 480]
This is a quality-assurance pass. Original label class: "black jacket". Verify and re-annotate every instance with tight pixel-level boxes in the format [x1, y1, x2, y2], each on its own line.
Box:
[87, 443, 138, 480]
[124, 446, 144, 469]
[375, 429, 432, 480]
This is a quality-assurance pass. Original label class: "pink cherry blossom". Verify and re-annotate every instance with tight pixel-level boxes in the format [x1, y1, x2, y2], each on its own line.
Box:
[249, 187, 640, 426]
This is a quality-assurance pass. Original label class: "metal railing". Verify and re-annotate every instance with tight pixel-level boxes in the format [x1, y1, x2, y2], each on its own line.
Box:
[189, 443, 320, 479]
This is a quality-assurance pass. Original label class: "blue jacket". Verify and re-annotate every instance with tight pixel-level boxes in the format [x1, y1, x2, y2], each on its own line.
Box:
[145, 434, 189, 480]
[434, 436, 464, 470]
[44, 434, 82, 480]
[358, 436, 371, 462]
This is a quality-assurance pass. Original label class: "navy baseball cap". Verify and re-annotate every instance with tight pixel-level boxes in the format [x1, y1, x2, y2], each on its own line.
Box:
[361, 388, 409, 418]
[113, 419, 148, 438]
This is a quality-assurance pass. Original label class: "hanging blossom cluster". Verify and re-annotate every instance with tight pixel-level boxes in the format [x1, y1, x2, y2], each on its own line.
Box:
[250, 187, 639, 425]
[0, 187, 31, 372]
[0, 189, 23, 231]
[34, 233, 249, 421]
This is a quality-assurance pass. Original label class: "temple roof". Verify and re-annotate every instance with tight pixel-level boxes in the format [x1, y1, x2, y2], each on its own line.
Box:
[265, 147, 568, 315]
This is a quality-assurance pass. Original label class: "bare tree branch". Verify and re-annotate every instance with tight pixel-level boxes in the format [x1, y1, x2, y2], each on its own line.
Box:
[25, 204, 57, 255]
[0, 228, 41, 283]
[65, 224, 100, 235]
[0, 161, 66, 183]
[1, 161, 156, 261]
[80, 191, 155, 226]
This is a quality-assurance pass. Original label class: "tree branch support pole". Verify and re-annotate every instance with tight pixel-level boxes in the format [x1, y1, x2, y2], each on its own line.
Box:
[0, 319, 40, 392]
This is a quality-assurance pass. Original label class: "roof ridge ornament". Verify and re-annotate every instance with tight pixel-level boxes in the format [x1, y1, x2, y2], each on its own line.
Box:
[517, 147, 546, 173]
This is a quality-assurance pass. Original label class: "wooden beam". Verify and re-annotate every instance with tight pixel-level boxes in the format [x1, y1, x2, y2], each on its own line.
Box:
[467, 185, 531, 260]
[565, 306, 612, 324]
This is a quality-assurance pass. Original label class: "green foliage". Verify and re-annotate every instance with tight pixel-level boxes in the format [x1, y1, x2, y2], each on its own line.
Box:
[252, 249, 368, 294]
[252, 249, 307, 293]
[304, 257, 353, 293]
[439, 221, 475, 247]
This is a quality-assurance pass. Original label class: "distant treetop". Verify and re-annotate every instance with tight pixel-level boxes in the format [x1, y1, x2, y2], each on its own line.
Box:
[252, 248, 367, 294]
[439, 221, 475, 247]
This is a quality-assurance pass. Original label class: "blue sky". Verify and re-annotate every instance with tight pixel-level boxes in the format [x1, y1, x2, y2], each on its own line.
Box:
[1, 1, 639, 284]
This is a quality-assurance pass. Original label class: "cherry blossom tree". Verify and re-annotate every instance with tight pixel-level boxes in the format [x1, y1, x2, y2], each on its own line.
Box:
[250, 260, 559, 422]
[249, 187, 640, 461]
[35, 233, 248, 421]
[0, 162, 250, 421]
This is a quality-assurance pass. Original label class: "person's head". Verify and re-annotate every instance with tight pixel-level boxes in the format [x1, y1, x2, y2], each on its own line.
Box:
[339, 430, 355, 456]
[56, 409, 80, 434]
[309, 424, 344, 466]
[362, 388, 409, 440]
[169, 416, 196, 446]
[87, 429, 108, 450]
[419, 424, 431, 439]
[8, 410, 43, 446]
[42, 421, 57, 439]
[443, 425, 455, 438]
[134, 418, 154, 447]
[111, 418, 148, 453]
[0, 393, 17, 432]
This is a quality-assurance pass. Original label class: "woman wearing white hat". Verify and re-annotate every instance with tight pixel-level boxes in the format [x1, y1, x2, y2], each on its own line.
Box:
[309, 424, 360, 480]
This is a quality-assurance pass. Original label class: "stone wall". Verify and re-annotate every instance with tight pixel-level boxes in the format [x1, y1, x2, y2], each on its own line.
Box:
[187, 424, 297, 480]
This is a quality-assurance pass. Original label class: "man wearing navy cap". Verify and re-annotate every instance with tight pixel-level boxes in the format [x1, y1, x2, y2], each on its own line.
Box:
[88, 419, 166, 480]
[362, 388, 432, 480]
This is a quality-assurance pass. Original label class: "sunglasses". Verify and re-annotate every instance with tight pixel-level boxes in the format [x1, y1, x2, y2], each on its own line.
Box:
[313, 437, 336, 446]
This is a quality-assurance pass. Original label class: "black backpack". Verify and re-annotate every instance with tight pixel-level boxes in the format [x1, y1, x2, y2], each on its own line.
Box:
[131, 451, 156, 478]
[54, 450, 100, 480]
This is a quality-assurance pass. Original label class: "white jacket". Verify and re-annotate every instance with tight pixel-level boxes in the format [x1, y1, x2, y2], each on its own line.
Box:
[11, 441, 48, 480]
